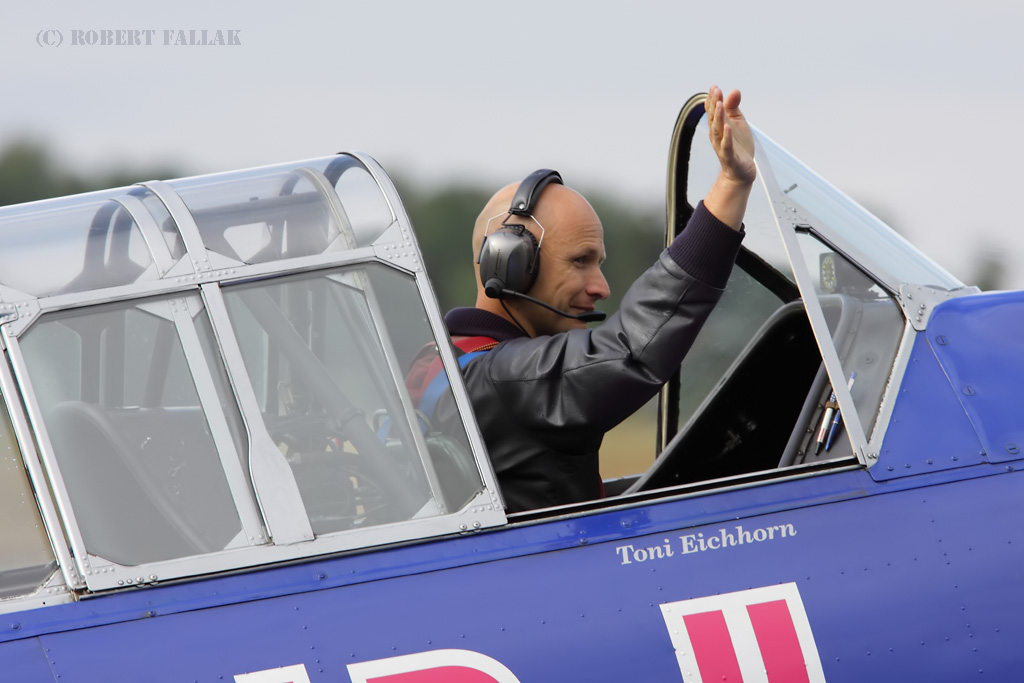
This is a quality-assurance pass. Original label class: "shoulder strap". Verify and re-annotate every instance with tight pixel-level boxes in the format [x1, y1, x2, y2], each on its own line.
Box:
[417, 336, 497, 418]
[452, 336, 500, 354]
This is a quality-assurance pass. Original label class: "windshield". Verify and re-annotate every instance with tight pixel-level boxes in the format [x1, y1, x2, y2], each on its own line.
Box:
[755, 131, 963, 292]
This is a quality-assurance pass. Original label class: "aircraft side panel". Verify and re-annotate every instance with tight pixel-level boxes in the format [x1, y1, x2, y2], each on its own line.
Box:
[0, 637, 54, 682]
[4, 466, 1024, 682]
[878, 291, 1024, 482]
[927, 290, 1024, 463]
[875, 331, 986, 480]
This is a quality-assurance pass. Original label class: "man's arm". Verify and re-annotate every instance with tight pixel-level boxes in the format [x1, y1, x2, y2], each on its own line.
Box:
[702, 85, 756, 231]
[459, 87, 754, 442]
[475, 202, 742, 438]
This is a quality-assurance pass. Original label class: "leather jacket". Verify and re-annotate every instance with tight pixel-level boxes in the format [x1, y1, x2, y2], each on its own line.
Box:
[440, 202, 743, 513]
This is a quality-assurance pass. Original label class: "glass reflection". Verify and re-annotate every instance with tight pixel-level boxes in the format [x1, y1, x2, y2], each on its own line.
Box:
[0, 190, 161, 298]
[169, 156, 395, 265]
[221, 264, 481, 535]
[795, 231, 905, 439]
[21, 296, 245, 566]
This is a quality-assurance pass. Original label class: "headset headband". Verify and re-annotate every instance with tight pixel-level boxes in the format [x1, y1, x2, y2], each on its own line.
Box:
[508, 169, 563, 217]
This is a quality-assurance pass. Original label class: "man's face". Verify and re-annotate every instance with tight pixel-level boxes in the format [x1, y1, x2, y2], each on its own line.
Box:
[515, 191, 610, 336]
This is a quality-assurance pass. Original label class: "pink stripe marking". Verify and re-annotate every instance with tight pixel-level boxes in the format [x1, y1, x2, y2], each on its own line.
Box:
[682, 610, 745, 682]
[368, 666, 501, 683]
[747, 599, 811, 683]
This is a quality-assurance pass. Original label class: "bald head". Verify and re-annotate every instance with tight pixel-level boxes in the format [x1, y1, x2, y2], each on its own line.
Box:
[472, 182, 599, 280]
[471, 179, 610, 336]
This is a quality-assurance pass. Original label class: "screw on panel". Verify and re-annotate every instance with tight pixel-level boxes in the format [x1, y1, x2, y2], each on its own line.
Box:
[1007, 444, 1020, 455]
[936, 336, 948, 345]
[962, 386, 976, 396]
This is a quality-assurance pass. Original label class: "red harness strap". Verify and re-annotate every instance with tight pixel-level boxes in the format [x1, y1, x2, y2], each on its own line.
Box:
[406, 336, 498, 406]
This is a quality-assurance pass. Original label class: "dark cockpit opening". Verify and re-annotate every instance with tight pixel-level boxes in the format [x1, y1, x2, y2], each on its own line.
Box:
[629, 300, 820, 491]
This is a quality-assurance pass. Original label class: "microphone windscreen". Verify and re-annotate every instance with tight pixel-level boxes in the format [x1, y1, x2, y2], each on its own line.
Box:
[483, 279, 504, 299]
[576, 311, 607, 323]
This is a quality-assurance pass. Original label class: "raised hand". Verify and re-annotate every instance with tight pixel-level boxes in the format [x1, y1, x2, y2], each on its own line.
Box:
[706, 85, 756, 186]
[703, 85, 755, 231]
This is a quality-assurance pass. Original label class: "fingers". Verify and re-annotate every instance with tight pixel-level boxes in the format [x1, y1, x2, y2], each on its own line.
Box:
[707, 85, 724, 148]
[713, 101, 725, 147]
[719, 117, 733, 159]
[705, 84, 719, 115]
[723, 88, 743, 115]
[709, 86, 744, 123]
[705, 84, 720, 125]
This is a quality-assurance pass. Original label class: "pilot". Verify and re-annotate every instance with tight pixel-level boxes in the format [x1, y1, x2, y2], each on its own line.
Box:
[435, 86, 754, 513]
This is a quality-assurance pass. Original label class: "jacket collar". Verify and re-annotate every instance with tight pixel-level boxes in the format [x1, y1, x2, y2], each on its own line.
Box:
[444, 307, 527, 343]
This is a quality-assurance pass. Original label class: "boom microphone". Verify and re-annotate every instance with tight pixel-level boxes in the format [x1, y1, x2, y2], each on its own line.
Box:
[484, 280, 607, 323]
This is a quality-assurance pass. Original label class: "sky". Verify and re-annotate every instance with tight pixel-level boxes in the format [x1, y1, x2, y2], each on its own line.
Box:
[4, 0, 1023, 289]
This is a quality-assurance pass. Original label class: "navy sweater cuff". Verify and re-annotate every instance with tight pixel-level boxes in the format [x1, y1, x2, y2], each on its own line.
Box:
[666, 201, 744, 289]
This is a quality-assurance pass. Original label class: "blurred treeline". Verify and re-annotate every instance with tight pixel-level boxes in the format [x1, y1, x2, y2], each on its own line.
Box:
[0, 140, 181, 207]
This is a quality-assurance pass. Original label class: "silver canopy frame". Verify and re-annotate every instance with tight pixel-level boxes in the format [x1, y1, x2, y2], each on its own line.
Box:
[0, 154, 505, 593]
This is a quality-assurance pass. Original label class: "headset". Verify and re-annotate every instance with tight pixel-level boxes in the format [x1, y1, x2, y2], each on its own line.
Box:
[476, 169, 606, 323]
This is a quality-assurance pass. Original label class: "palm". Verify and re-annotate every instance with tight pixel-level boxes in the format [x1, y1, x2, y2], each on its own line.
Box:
[707, 88, 756, 185]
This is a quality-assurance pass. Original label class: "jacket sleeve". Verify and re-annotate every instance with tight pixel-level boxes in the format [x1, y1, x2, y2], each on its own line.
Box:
[464, 202, 744, 447]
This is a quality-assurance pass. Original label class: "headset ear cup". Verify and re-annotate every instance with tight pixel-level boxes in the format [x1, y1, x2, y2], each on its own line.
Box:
[478, 235, 504, 298]
[478, 169, 558, 300]
[511, 225, 539, 293]
[477, 226, 539, 297]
